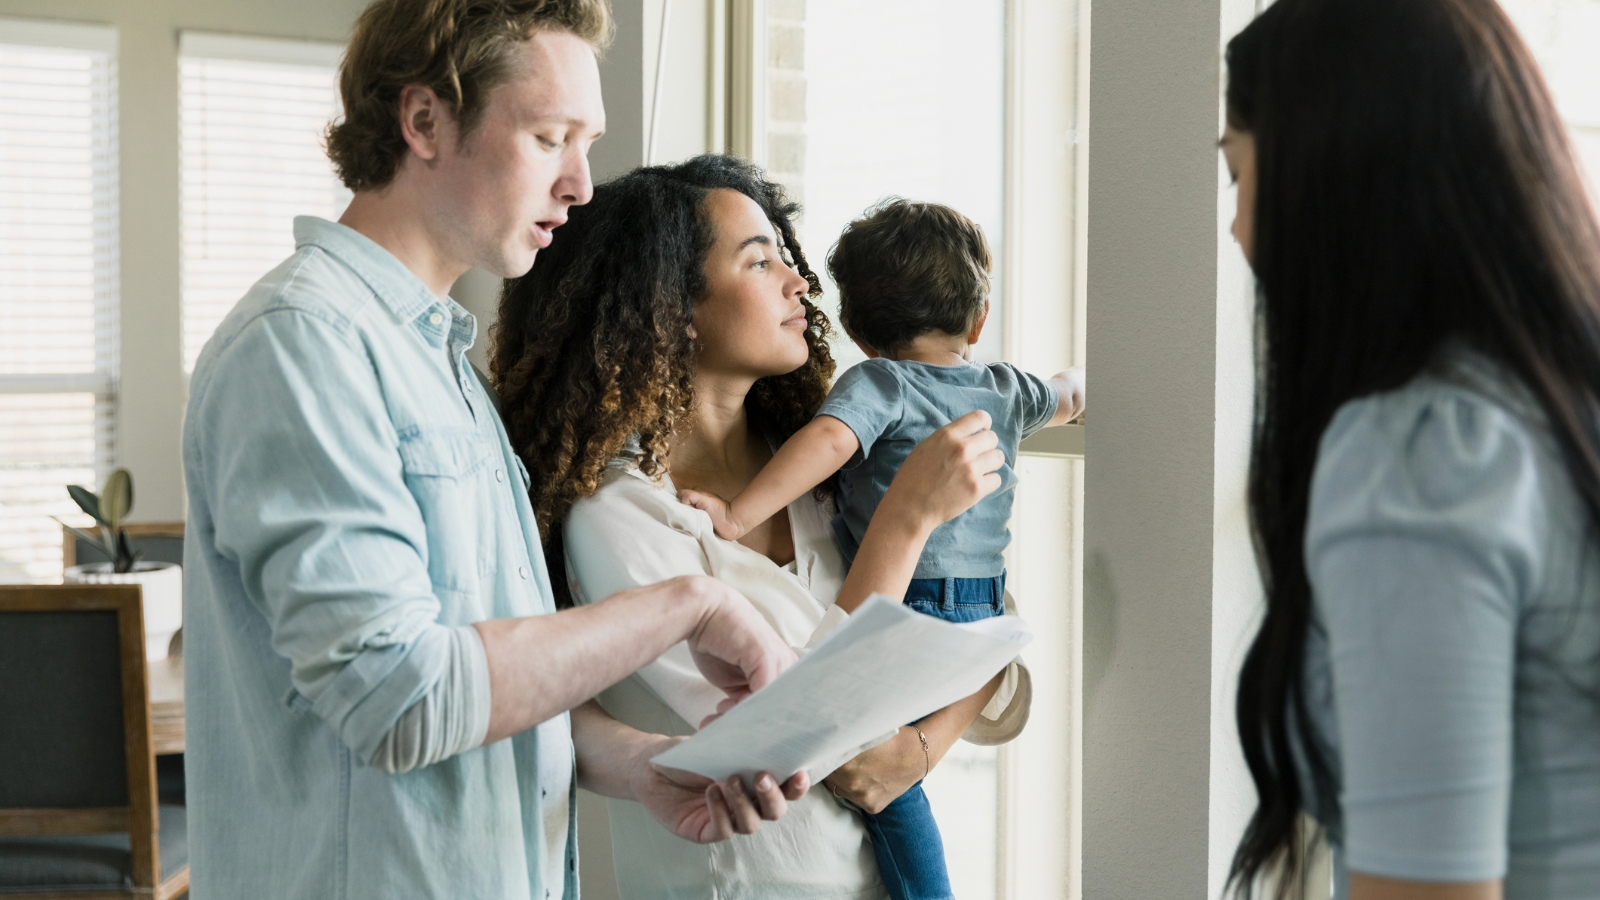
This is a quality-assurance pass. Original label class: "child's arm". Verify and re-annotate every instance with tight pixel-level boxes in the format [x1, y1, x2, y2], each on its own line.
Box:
[1045, 366, 1086, 426]
[680, 415, 861, 541]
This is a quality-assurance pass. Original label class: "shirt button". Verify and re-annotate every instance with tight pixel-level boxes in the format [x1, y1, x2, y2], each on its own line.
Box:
[495, 468, 505, 483]
[518, 566, 529, 580]
[428, 311, 444, 326]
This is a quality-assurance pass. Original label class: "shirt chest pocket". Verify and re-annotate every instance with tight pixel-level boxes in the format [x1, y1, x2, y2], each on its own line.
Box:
[397, 426, 493, 594]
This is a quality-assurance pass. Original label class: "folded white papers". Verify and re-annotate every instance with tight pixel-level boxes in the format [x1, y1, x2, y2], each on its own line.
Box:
[651, 594, 1033, 784]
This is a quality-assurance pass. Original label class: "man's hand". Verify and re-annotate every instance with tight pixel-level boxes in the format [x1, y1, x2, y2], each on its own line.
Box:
[678, 489, 748, 541]
[680, 576, 798, 705]
[630, 736, 810, 843]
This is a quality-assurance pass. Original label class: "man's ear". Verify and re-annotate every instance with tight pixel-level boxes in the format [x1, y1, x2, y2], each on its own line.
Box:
[397, 84, 456, 164]
[966, 302, 991, 344]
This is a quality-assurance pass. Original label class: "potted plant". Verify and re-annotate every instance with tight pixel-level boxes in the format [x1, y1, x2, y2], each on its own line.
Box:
[59, 469, 183, 661]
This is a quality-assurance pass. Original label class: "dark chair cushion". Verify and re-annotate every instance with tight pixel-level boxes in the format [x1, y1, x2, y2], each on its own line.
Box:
[155, 755, 185, 807]
[0, 805, 187, 893]
[0, 611, 128, 809]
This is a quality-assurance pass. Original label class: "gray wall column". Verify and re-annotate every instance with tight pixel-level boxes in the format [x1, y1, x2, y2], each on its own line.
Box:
[1082, 0, 1259, 895]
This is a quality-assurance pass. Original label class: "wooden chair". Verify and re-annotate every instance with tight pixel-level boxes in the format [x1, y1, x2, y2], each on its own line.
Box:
[0, 585, 189, 899]
[62, 523, 185, 571]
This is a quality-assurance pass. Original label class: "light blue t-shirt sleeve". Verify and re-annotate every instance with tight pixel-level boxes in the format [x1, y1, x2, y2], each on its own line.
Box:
[816, 359, 904, 465]
[994, 362, 1060, 438]
[1305, 385, 1545, 882]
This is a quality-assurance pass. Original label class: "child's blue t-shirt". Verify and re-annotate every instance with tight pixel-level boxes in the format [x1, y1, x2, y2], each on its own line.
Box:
[816, 357, 1059, 580]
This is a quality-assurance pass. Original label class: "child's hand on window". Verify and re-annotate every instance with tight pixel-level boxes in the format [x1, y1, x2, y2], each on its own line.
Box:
[679, 489, 746, 541]
[1050, 366, 1087, 425]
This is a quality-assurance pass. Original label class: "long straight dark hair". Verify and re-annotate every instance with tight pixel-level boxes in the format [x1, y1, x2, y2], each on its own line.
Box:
[1228, 0, 1600, 895]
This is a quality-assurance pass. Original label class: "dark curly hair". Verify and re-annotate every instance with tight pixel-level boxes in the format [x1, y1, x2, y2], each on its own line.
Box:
[491, 154, 835, 566]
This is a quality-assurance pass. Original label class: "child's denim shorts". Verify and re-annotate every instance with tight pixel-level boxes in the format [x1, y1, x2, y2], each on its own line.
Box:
[903, 573, 1006, 625]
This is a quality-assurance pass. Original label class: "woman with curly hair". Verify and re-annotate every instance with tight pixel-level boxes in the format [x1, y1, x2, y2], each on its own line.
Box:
[492, 154, 1024, 899]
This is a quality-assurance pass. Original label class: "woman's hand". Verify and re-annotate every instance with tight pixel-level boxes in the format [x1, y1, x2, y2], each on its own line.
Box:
[631, 735, 811, 843]
[823, 726, 929, 814]
[824, 670, 1005, 813]
[835, 410, 1004, 613]
[885, 409, 1006, 533]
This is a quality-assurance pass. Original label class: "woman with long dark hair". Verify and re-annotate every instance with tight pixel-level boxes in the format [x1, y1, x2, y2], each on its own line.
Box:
[1224, 1, 1600, 898]
[491, 154, 1025, 899]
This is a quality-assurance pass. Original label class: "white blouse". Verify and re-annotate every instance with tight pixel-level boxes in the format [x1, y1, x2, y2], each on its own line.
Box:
[564, 460, 1031, 899]
[564, 463, 887, 900]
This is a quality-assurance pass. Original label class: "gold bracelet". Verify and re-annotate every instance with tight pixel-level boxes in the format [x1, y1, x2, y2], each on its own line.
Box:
[914, 726, 930, 780]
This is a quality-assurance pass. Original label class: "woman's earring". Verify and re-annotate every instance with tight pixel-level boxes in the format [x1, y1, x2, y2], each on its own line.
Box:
[686, 324, 699, 340]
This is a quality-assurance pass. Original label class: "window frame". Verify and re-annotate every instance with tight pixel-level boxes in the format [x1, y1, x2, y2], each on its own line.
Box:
[725, 1, 1090, 895]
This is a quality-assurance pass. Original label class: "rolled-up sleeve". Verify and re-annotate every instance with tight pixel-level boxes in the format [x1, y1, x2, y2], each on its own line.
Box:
[190, 308, 469, 764]
[1306, 386, 1545, 882]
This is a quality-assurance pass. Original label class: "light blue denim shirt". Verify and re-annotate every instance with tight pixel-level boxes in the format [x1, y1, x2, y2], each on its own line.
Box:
[1301, 347, 1600, 899]
[182, 217, 577, 900]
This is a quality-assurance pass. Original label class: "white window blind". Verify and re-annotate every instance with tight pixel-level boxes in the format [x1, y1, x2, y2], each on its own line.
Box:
[0, 19, 118, 583]
[180, 32, 348, 373]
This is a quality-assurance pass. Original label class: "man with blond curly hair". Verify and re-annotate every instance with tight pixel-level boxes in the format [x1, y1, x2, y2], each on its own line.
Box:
[182, 2, 805, 897]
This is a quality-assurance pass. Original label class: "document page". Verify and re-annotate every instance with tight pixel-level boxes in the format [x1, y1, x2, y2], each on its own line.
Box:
[652, 595, 1033, 784]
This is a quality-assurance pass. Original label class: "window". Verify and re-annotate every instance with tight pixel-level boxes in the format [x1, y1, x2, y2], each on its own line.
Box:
[777, 0, 1007, 368]
[751, 2, 1090, 896]
[789, 3, 1010, 891]
[179, 32, 348, 373]
[0, 20, 118, 583]
[1498, 0, 1600, 203]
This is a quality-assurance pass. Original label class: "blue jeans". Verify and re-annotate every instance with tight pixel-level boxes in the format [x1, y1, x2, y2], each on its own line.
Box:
[861, 574, 1006, 900]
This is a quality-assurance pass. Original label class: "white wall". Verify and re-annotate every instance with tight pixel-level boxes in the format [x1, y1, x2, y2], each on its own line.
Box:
[1081, 0, 1260, 896]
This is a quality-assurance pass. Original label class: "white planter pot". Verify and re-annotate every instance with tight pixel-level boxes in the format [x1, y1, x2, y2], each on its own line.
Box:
[64, 561, 183, 661]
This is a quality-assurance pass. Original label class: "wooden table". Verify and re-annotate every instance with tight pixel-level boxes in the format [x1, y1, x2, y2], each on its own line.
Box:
[147, 651, 185, 755]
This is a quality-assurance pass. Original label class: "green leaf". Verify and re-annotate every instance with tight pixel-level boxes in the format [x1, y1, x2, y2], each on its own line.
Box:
[67, 484, 108, 527]
[54, 518, 114, 563]
[101, 469, 133, 531]
[114, 528, 138, 573]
